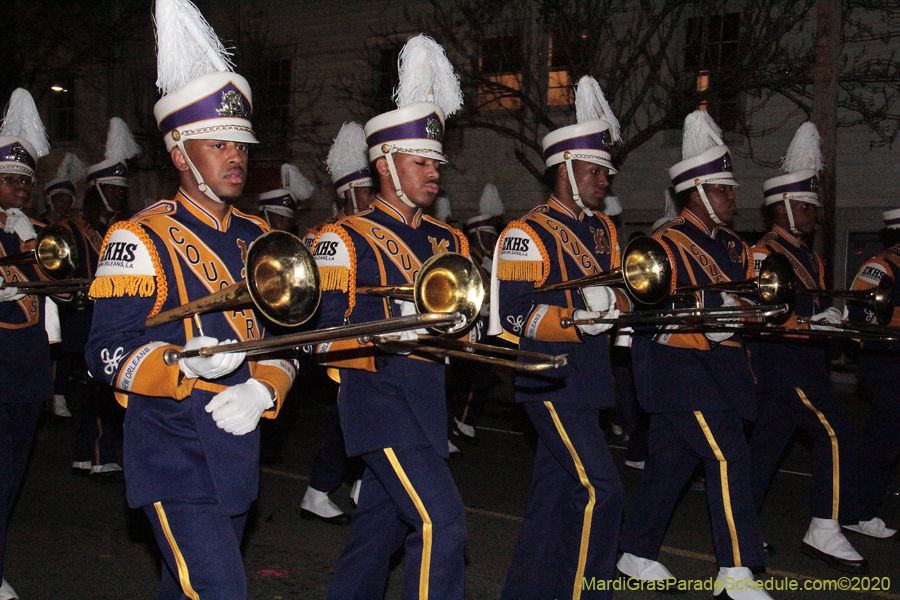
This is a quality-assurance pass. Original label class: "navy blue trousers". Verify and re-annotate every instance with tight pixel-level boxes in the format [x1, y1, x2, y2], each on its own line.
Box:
[620, 411, 765, 569]
[308, 403, 351, 493]
[0, 401, 42, 582]
[143, 497, 248, 600]
[748, 386, 859, 520]
[857, 376, 900, 521]
[502, 402, 624, 600]
[327, 444, 467, 600]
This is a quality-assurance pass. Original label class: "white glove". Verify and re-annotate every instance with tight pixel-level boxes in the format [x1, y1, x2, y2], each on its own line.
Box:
[394, 299, 428, 338]
[809, 306, 846, 331]
[205, 378, 274, 436]
[583, 286, 616, 312]
[615, 326, 633, 347]
[0, 282, 24, 303]
[179, 336, 246, 379]
[574, 308, 619, 336]
[3, 208, 35, 241]
[705, 293, 739, 343]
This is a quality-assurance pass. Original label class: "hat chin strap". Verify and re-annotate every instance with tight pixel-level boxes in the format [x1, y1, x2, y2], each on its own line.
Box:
[92, 182, 117, 214]
[696, 184, 725, 226]
[565, 158, 593, 217]
[348, 187, 359, 214]
[384, 150, 417, 209]
[177, 139, 224, 204]
[783, 198, 800, 235]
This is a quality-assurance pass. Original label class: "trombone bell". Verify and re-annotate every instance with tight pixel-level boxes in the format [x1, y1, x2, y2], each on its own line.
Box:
[621, 236, 673, 305]
[246, 231, 321, 327]
[414, 252, 484, 332]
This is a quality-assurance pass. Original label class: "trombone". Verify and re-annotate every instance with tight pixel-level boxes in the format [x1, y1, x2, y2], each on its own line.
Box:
[357, 252, 566, 371]
[146, 230, 321, 328]
[535, 236, 674, 305]
[149, 240, 563, 370]
[795, 275, 895, 325]
[542, 236, 796, 329]
[0, 225, 90, 295]
[672, 252, 797, 312]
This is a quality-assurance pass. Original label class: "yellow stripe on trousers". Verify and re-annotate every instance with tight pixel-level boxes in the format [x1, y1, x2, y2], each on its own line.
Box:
[384, 448, 433, 600]
[795, 387, 840, 519]
[544, 401, 596, 600]
[152, 501, 199, 600]
[693, 412, 742, 567]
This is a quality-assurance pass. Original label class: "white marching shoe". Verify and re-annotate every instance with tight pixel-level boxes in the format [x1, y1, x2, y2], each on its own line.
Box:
[801, 517, 868, 573]
[617, 552, 675, 581]
[843, 517, 897, 539]
[350, 478, 362, 506]
[713, 567, 773, 599]
[454, 417, 476, 438]
[0, 578, 18, 600]
[300, 487, 350, 525]
[51, 394, 72, 417]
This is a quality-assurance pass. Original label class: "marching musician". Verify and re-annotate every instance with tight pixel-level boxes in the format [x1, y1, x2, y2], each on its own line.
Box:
[310, 35, 471, 599]
[302, 122, 376, 249]
[0, 88, 51, 600]
[43, 152, 84, 419]
[845, 207, 900, 540]
[746, 122, 867, 573]
[490, 75, 625, 600]
[298, 122, 375, 525]
[617, 110, 771, 599]
[258, 163, 314, 235]
[84, 1, 296, 597]
[64, 119, 143, 478]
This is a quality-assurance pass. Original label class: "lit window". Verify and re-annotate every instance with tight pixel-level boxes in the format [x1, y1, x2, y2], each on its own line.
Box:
[478, 31, 523, 111]
[685, 13, 741, 130]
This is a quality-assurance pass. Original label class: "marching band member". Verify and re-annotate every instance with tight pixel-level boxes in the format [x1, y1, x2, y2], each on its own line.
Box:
[43, 152, 85, 418]
[747, 123, 867, 573]
[490, 75, 625, 600]
[845, 207, 900, 540]
[311, 34, 471, 599]
[258, 163, 314, 234]
[41, 153, 83, 226]
[84, 118, 142, 222]
[84, 2, 296, 597]
[618, 110, 772, 599]
[450, 183, 506, 443]
[0, 88, 51, 600]
[66, 119, 142, 478]
[298, 123, 375, 525]
[303, 122, 376, 248]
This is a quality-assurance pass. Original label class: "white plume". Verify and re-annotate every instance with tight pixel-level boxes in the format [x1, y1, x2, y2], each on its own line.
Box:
[154, 0, 233, 95]
[478, 184, 505, 217]
[575, 76, 620, 143]
[394, 34, 463, 117]
[0, 88, 50, 158]
[434, 195, 452, 222]
[653, 188, 680, 231]
[681, 110, 723, 160]
[105, 117, 142, 162]
[663, 187, 679, 218]
[603, 195, 623, 216]
[56, 153, 86, 181]
[782, 121, 823, 174]
[326, 122, 368, 178]
[282, 164, 314, 201]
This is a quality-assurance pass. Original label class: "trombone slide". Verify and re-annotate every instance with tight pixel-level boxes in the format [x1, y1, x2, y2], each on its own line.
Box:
[162, 312, 463, 365]
[367, 335, 567, 371]
[560, 304, 791, 329]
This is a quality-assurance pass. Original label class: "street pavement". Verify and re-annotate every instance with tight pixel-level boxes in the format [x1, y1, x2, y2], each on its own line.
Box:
[3, 374, 899, 599]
